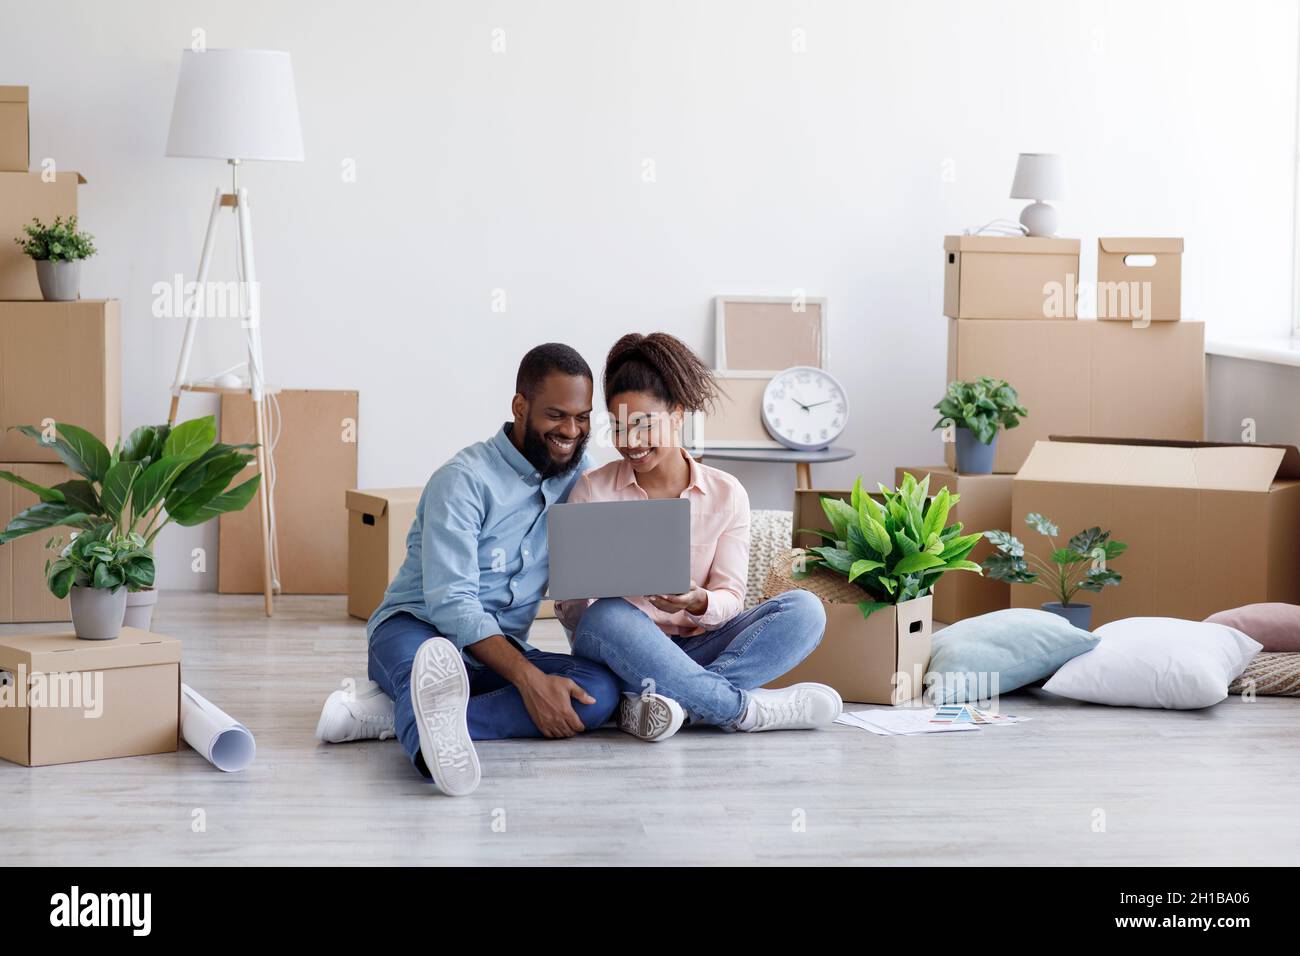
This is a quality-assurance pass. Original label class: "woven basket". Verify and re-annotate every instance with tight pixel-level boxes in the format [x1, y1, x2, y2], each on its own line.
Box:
[763, 548, 872, 606]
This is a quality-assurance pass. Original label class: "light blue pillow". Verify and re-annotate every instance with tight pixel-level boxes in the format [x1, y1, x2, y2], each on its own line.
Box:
[926, 608, 1098, 703]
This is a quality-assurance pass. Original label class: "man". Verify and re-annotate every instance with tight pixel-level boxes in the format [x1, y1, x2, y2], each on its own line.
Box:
[316, 343, 621, 796]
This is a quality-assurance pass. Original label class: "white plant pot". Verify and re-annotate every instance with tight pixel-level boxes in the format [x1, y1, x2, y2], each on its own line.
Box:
[123, 588, 159, 631]
[69, 586, 127, 641]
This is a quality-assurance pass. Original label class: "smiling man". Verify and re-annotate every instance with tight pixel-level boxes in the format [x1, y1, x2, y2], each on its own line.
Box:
[319, 344, 619, 796]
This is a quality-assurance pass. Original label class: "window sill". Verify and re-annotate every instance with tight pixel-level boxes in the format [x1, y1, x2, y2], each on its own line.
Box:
[1206, 336, 1300, 369]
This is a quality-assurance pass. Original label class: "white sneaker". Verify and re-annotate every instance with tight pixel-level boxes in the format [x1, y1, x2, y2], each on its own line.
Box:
[410, 638, 481, 796]
[736, 683, 843, 732]
[616, 691, 685, 742]
[315, 679, 396, 743]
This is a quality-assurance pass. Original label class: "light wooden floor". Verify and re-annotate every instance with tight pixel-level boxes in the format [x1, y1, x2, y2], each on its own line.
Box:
[2, 592, 1297, 866]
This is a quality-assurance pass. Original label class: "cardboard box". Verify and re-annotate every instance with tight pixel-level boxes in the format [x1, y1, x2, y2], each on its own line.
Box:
[345, 486, 420, 620]
[943, 235, 1080, 320]
[0, 171, 85, 299]
[0, 86, 29, 172]
[0, 300, 122, 462]
[0, 463, 72, 624]
[0, 462, 72, 623]
[1097, 238, 1182, 322]
[895, 466, 1011, 624]
[944, 318, 1204, 473]
[219, 389, 359, 594]
[1011, 437, 1300, 628]
[768, 594, 932, 705]
[0, 627, 180, 767]
[791, 487, 851, 549]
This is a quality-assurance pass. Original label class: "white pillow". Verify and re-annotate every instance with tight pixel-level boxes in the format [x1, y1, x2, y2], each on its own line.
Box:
[1042, 617, 1261, 709]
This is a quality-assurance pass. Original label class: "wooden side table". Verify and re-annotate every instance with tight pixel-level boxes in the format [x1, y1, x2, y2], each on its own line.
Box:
[693, 446, 855, 489]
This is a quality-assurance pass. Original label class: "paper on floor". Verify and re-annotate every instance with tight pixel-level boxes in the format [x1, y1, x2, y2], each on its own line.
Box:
[835, 708, 981, 736]
[181, 683, 256, 772]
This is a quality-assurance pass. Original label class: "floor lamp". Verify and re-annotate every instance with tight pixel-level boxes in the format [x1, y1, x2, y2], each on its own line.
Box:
[164, 48, 304, 616]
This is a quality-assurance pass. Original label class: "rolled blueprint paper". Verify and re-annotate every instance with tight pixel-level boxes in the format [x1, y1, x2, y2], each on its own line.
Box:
[180, 683, 256, 772]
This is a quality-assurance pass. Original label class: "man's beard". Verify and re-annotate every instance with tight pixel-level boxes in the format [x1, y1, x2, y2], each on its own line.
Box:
[519, 421, 588, 479]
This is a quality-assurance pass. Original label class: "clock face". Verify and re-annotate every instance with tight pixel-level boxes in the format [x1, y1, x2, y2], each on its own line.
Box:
[761, 366, 849, 451]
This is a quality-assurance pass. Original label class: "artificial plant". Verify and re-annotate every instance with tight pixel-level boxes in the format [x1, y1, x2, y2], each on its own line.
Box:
[981, 513, 1126, 606]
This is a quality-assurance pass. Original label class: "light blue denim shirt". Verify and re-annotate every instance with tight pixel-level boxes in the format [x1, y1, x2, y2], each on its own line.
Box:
[367, 424, 587, 665]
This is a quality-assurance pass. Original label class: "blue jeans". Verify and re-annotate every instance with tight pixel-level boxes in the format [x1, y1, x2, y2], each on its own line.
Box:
[368, 612, 621, 776]
[571, 590, 826, 727]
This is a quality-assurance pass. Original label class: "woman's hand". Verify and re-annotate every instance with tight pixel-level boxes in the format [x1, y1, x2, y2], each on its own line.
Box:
[648, 580, 708, 617]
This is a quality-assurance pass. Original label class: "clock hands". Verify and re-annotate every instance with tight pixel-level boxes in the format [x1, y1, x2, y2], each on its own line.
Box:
[791, 393, 832, 413]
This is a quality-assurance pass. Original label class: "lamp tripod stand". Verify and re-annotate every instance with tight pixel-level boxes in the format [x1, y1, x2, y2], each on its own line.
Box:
[167, 159, 278, 616]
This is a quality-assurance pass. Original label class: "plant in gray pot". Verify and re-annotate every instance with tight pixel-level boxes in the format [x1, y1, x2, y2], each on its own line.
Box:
[13, 215, 97, 301]
[45, 524, 153, 641]
[980, 513, 1126, 630]
[0, 417, 262, 630]
[932, 377, 1027, 475]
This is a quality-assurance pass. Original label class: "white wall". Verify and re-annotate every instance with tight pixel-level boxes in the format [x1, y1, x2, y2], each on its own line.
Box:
[3, 0, 1296, 588]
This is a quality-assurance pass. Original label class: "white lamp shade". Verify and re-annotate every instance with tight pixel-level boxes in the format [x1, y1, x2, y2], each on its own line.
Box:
[1010, 153, 1065, 201]
[166, 49, 304, 162]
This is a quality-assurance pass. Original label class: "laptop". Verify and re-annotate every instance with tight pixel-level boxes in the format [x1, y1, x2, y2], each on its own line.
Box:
[546, 498, 692, 601]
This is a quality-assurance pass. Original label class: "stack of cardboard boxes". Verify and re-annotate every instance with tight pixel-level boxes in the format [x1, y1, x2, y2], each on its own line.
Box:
[0, 85, 121, 624]
[903, 235, 1204, 625]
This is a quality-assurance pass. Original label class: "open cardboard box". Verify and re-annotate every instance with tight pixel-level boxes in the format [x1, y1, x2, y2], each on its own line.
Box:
[1011, 436, 1300, 627]
[0, 628, 181, 767]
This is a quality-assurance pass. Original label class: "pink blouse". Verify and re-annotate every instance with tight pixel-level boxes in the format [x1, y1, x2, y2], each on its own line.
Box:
[554, 452, 751, 637]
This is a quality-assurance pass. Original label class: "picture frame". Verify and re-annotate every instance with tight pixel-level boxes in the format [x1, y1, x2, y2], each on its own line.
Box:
[714, 295, 829, 377]
[684, 372, 784, 450]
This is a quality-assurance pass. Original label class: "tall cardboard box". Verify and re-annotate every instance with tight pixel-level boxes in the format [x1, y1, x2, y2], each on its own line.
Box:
[944, 319, 1204, 473]
[943, 236, 1080, 319]
[1097, 238, 1182, 321]
[219, 389, 359, 594]
[0, 462, 71, 623]
[0, 628, 181, 767]
[895, 466, 1010, 624]
[0, 86, 29, 172]
[1011, 437, 1300, 628]
[345, 487, 420, 620]
[0, 171, 85, 299]
[0, 300, 121, 462]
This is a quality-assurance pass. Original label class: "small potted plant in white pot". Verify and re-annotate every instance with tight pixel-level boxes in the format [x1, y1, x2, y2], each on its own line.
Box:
[45, 524, 153, 640]
[932, 376, 1028, 475]
[981, 513, 1126, 630]
[13, 215, 97, 301]
[0, 416, 261, 630]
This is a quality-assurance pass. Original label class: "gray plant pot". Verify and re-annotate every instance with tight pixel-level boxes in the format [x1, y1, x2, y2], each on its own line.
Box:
[954, 429, 998, 475]
[123, 588, 159, 631]
[34, 259, 81, 301]
[1042, 601, 1093, 630]
[69, 585, 127, 641]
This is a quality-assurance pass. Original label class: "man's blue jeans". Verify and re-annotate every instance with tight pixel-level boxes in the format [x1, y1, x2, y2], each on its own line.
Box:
[368, 612, 621, 776]
[571, 589, 827, 727]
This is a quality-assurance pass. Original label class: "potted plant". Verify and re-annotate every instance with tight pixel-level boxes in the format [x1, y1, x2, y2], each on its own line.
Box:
[13, 215, 97, 301]
[768, 472, 985, 704]
[932, 376, 1027, 475]
[0, 416, 261, 630]
[44, 524, 153, 640]
[981, 513, 1126, 630]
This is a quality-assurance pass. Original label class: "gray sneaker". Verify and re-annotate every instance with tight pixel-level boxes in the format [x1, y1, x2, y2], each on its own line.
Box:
[410, 638, 481, 796]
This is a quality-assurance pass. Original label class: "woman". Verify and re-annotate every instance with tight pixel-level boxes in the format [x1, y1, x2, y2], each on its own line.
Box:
[556, 332, 841, 742]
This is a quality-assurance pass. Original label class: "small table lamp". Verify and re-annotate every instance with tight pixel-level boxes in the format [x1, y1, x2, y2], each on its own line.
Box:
[1010, 153, 1066, 237]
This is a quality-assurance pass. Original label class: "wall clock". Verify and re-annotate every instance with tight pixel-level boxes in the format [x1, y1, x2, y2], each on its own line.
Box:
[761, 366, 849, 451]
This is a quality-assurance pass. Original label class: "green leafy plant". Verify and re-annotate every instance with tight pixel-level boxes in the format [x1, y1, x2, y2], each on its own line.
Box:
[932, 376, 1028, 445]
[45, 524, 153, 598]
[981, 513, 1126, 606]
[0, 417, 261, 589]
[14, 215, 97, 262]
[797, 472, 985, 619]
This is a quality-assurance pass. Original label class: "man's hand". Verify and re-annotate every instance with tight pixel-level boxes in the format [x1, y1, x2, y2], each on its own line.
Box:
[648, 580, 708, 616]
[514, 667, 595, 738]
